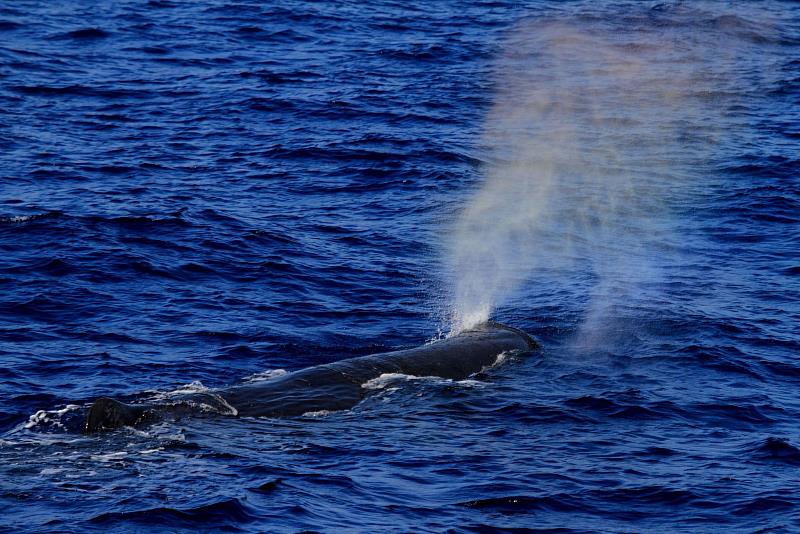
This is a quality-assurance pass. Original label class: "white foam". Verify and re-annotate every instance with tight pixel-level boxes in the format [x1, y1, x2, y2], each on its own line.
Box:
[2, 215, 34, 223]
[39, 467, 66, 475]
[208, 395, 238, 416]
[146, 380, 214, 403]
[127, 427, 155, 438]
[173, 394, 238, 416]
[23, 404, 81, 430]
[477, 350, 512, 374]
[127, 422, 185, 441]
[242, 369, 287, 383]
[361, 373, 419, 390]
[164, 380, 210, 396]
[301, 410, 333, 417]
[90, 451, 128, 462]
[361, 373, 487, 391]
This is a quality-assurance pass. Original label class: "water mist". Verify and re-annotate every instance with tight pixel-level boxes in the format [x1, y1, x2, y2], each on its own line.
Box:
[445, 15, 728, 340]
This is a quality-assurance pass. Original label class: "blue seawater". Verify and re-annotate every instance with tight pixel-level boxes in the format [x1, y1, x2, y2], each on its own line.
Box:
[1, 1, 799, 532]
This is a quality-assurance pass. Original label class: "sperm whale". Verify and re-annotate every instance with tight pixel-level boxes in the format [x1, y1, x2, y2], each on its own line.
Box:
[85, 321, 538, 432]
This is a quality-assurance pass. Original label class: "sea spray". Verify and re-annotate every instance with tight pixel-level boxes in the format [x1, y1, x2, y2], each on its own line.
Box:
[445, 15, 732, 340]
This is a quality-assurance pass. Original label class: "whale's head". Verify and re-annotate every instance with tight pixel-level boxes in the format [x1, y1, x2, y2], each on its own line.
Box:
[461, 320, 540, 351]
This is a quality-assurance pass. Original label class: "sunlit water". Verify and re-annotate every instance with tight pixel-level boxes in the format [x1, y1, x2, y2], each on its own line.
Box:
[1, 1, 799, 532]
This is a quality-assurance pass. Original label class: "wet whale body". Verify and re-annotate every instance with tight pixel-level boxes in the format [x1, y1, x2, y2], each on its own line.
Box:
[85, 321, 538, 432]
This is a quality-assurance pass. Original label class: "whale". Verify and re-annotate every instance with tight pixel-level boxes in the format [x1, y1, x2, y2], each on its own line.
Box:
[84, 321, 538, 432]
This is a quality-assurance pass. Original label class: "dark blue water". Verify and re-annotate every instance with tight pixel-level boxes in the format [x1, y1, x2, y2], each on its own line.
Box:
[1, 1, 799, 532]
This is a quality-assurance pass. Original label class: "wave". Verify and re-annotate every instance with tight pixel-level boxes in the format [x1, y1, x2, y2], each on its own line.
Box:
[53, 28, 110, 40]
[10, 84, 147, 99]
[748, 437, 800, 465]
[89, 497, 259, 526]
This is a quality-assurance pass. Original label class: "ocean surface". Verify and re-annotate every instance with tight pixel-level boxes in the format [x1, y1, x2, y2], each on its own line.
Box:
[1, 1, 799, 532]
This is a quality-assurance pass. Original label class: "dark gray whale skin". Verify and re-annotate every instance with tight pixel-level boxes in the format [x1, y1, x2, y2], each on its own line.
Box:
[85, 321, 538, 432]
